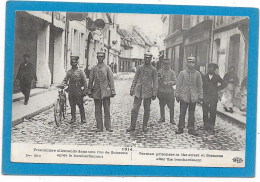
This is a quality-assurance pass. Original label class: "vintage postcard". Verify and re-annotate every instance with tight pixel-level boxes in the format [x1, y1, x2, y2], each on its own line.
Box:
[2, 1, 258, 177]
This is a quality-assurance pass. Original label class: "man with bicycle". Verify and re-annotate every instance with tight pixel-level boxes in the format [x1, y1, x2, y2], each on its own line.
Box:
[61, 55, 88, 124]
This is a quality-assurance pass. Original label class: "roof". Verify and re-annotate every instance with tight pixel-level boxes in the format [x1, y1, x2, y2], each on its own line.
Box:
[117, 28, 133, 49]
[132, 26, 153, 46]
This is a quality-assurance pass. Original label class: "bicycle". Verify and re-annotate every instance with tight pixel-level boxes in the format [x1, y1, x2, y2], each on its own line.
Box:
[54, 85, 67, 127]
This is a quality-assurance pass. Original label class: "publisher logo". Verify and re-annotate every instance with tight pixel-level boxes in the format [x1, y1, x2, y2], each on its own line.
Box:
[232, 157, 243, 163]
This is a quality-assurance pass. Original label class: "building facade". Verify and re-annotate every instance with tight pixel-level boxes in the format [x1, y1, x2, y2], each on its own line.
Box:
[212, 16, 249, 82]
[13, 11, 67, 92]
[163, 14, 249, 83]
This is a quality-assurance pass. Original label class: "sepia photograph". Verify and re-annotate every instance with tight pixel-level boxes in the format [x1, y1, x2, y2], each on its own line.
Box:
[9, 10, 250, 168]
[1, 0, 257, 176]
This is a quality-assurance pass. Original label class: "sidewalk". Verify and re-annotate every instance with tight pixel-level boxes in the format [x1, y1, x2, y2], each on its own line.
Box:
[12, 87, 93, 127]
[12, 89, 58, 126]
[12, 87, 56, 102]
[216, 104, 246, 127]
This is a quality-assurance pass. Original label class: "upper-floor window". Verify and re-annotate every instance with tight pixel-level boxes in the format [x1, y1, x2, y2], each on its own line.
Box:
[183, 15, 191, 29]
[216, 16, 224, 26]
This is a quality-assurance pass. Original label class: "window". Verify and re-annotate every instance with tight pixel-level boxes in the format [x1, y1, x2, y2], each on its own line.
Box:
[183, 15, 191, 29]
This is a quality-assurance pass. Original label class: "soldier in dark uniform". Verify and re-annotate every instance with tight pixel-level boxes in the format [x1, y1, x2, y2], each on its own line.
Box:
[16, 54, 37, 105]
[61, 56, 88, 124]
[88, 50, 116, 132]
[127, 52, 158, 132]
[157, 59, 177, 124]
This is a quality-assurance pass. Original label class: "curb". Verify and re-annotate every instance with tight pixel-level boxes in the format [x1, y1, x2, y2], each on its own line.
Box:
[12, 103, 55, 127]
[13, 87, 57, 102]
[12, 97, 92, 127]
[216, 110, 246, 128]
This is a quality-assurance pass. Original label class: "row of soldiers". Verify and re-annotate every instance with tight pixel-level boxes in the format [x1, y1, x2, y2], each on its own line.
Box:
[15, 50, 225, 135]
[61, 50, 226, 136]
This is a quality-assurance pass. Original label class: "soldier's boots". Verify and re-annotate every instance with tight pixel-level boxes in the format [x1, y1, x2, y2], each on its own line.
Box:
[170, 118, 176, 125]
[81, 118, 86, 124]
[126, 116, 137, 132]
[143, 116, 149, 132]
[188, 129, 199, 136]
[106, 128, 113, 132]
[158, 118, 165, 122]
[70, 117, 76, 124]
[96, 128, 103, 132]
[176, 128, 183, 134]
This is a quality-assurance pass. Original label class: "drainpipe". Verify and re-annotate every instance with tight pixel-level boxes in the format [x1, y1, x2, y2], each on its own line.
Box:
[107, 29, 111, 65]
[209, 17, 215, 71]
[64, 13, 69, 71]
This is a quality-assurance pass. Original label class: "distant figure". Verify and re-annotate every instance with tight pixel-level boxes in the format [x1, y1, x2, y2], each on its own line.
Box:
[16, 54, 37, 105]
[88, 49, 116, 132]
[175, 56, 203, 136]
[240, 76, 248, 112]
[157, 59, 176, 124]
[61, 56, 88, 124]
[221, 66, 239, 113]
[110, 62, 114, 73]
[114, 63, 117, 74]
[127, 51, 158, 132]
[84, 65, 90, 78]
[202, 63, 225, 135]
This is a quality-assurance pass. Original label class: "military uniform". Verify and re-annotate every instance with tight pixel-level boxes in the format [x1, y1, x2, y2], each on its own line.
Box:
[128, 53, 158, 132]
[157, 62, 176, 123]
[62, 67, 88, 123]
[88, 60, 115, 132]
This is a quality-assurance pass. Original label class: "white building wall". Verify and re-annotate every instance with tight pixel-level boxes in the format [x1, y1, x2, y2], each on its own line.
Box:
[67, 20, 86, 70]
[131, 44, 144, 59]
[36, 24, 51, 88]
[213, 27, 246, 83]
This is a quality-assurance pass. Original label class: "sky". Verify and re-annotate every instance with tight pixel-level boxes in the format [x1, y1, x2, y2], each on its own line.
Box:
[116, 13, 163, 38]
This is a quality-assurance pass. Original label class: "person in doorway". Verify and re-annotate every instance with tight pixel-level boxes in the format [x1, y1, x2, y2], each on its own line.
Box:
[202, 63, 225, 135]
[221, 66, 239, 113]
[175, 56, 203, 136]
[114, 63, 117, 74]
[157, 59, 176, 124]
[61, 55, 88, 124]
[240, 76, 248, 112]
[88, 49, 116, 132]
[16, 54, 37, 105]
[127, 51, 158, 132]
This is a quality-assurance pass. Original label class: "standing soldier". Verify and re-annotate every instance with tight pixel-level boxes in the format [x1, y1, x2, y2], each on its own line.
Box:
[16, 54, 37, 105]
[175, 56, 203, 136]
[127, 52, 158, 132]
[202, 63, 225, 135]
[61, 55, 88, 124]
[157, 59, 177, 124]
[88, 49, 116, 132]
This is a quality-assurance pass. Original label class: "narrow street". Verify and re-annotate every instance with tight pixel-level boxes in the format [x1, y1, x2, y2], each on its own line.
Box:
[11, 73, 246, 151]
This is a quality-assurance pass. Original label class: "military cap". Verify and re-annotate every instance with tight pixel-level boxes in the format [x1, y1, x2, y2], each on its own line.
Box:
[70, 55, 79, 60]
[187, 56, 196, 62]
[144, 51, 153, 58]
[163, 59, 171, 64]
[97, 49, 106, 56]
[208, 63, 219, 70]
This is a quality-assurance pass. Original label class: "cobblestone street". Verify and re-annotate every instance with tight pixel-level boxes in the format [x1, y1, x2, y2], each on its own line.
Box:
[11, 74, 246, 151]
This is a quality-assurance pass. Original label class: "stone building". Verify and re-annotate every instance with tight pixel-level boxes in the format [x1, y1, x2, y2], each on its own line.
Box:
[13, 11, 67, 92]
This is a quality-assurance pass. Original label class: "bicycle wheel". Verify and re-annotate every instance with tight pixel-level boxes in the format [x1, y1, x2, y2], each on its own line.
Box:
[63, 95, 67, 119]
[54, 99, 62, 127]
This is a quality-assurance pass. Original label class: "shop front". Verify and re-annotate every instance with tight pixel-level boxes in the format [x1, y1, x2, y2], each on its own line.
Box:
[164, 30, 184, 74]
[183, 20, 213, 74]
